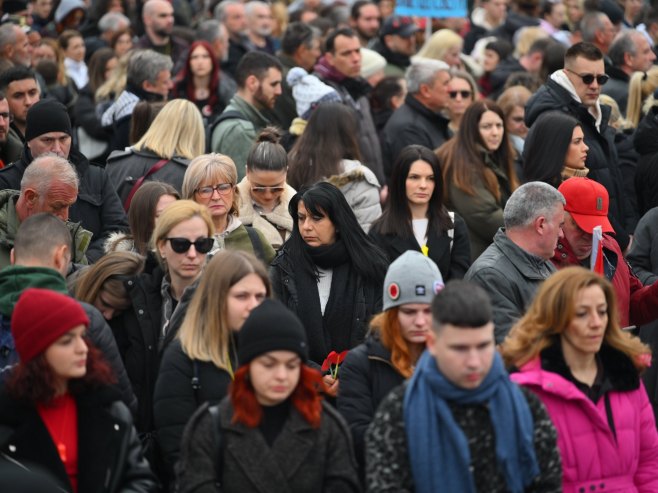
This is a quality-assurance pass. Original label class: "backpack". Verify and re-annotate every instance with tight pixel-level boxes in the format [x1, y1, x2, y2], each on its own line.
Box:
[205, 111, 249, 153]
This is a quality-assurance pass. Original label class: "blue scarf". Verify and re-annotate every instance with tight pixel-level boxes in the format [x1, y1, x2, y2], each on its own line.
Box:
[403, 351, 539, 493]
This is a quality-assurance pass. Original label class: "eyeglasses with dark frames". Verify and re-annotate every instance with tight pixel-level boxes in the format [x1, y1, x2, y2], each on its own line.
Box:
[251, 186, 285, 194]
[564, 68, 609, 86]
[448, 90, 473, 99]
[195, 183, 234, 199]
[165, 237, 214, 254]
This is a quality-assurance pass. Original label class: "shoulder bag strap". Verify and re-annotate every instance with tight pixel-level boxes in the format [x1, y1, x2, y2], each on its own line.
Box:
[123, 159, 169, 212]
[207, 405, 224, 488]
[245, 226, 266, 262]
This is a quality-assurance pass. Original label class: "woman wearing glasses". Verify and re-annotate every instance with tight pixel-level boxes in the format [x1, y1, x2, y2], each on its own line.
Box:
[237, 128, 296, 251]
[153, 250, 270, 488]
[436, 100, 518, 260]
[111, 201, 214, 441]
[445, 70, 479, 134]
[182, 153, 276, 263]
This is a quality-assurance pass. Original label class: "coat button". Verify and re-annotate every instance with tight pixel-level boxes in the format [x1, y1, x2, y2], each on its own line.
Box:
[600, 484, 605, 489]
[114, 424, 120, 431]
[561, 253, 567, 258]
[138, 309, 144, 315]
[579, 488, 585, 493]
[127, 280, 133, 286]
[590, 486, 596, 491]
[8, 444, 15, 452]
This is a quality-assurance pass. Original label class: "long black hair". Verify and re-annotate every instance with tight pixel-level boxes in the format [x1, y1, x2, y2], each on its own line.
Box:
[522, 111, 581, 187]
[372, 145, 453, 236]
[286, 182, 387, 283]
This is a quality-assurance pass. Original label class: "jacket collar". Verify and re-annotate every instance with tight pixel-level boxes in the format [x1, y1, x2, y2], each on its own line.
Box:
[492, 228, 556, 280]
[405, 93, 451, 128]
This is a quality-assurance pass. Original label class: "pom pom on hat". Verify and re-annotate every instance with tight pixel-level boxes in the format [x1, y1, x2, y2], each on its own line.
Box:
[11, 288, 89, 364]
[287, 67, 341, 120]
[238, 299, 308, 366]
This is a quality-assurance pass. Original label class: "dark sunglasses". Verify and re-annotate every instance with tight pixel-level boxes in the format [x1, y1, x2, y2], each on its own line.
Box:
[252, 186, 285, 194]
[449, 90, 472, 99]
[565, 68, 609, 86]
[166, 237, 213, 254]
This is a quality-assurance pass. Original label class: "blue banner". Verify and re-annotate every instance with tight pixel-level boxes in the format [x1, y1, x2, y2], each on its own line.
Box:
[395, 0, 467, 18]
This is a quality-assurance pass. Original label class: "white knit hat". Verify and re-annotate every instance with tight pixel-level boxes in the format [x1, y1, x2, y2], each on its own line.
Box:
[287, 67, 341, 120]
[360, 48, 386, 80]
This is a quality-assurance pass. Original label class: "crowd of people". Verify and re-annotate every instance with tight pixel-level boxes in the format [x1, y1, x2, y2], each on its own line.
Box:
[1, 0, 658, 491]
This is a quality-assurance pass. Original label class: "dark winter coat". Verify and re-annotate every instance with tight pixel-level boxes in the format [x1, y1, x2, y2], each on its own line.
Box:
[525, 78, 633, 250]
[489, 56, 525, 100]
[0, 386, 157, 493]
[364, 382, 562, 493]
[73, 83, 112, 163]
[601, 65, 630, 115]
[614, 129, 639, 230]
[153, 339, 233, 479]
[465, 228, 556, 343]
[633, 106, 658, 216]
[105, 148, 190, 205]
[338, 335, 404, 466]
[176, 398, 361, 493]
[369, 212, 471, 280]
[112, 267, 197, 434]
[380, 93, 451, 184]
[270, 249, 383, 367]
[0, 146, 128, 262]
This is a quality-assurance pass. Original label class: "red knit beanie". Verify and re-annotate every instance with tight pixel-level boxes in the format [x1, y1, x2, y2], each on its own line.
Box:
[12, 288, 90, 363]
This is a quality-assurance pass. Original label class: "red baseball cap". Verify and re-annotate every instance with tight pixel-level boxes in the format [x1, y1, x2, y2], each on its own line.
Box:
[558, 177, 615, 234]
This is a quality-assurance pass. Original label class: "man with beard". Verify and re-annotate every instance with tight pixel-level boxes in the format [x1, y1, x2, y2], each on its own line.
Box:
[0, 66, 40, 144]
[0, 23, 33, 68]
[0, 92, 23, 167]
[211, 51, 282, 180]
[136, 0, 188, 74]
[350, 1, 381, 47]
[246, 1, 276, 55]
[216, 0, 252, 79]
[371, 15, 418, 77]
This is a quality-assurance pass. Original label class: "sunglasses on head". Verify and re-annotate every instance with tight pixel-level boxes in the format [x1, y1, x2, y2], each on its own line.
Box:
[166, 237, 214, 254]
[251, 186, 285, 194]
[449, 90, 472, 99]
[565, 68, 609, 86]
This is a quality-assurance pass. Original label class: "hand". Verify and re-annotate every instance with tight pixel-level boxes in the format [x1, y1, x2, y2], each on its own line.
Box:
[322, 374, 339, 397]
[624, 235, 634, 256]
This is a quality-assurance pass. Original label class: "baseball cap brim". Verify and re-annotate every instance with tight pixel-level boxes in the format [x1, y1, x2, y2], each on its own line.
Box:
[396, 24, 419, 37]
[569, 211, 615, 234]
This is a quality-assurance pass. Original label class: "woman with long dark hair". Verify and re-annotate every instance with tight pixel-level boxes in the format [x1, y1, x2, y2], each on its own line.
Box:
[370, 145, 470, 279]
[437, 99, 518, 260]
[287, 103, 381, 232]
[172, 40, 235, 122]
[502, 267, 658, 491]
[0, 288, 156, 492]
[270, 182, 388, 396]
[176, 299, 360, 492]
[521, 111, 589, 187]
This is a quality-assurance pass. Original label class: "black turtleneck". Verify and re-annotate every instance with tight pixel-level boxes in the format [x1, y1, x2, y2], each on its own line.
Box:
[258, 399, 291, 447]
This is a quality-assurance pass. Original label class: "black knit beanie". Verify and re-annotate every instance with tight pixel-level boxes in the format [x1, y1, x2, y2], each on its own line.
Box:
[25, 99, 72, 142]
[238, 299, 308, 366]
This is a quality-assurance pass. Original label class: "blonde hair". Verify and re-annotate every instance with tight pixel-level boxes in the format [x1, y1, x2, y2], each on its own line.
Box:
[627, 67, 658, 128]
[178, 250, 271, 374]
[599, 94, 632, 131]
[513, 26, 548, 58]
[134, 99, 205, 160]
[150, 200, 215, 267]
[96, 50, 131, 102]
[182, 153, 240, 216]
[416, 29, 463, 62]
[501, 266, 650, 371]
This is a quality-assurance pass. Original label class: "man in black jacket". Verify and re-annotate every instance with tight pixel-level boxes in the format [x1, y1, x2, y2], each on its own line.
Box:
[525, 42, 635, 251]
[380, 57, 451, 184]
[0, 99, 128, 262]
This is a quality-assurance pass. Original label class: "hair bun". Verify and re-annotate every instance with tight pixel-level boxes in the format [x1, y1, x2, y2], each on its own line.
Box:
[287, 67, 307, 88]
[256, 126, 282, 144]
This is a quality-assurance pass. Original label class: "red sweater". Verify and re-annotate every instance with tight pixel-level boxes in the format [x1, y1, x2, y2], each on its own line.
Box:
[37, 394, 78, 492]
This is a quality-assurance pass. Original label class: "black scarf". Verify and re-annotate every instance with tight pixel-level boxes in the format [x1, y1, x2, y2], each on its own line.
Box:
[296, 240, 359, 365]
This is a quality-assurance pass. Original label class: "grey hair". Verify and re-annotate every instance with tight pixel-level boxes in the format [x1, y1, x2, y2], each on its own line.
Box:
[0, 24, 17, 51]
[126, 49, 173, 87]
[215, 0, 242, 22]
[197, 19, 227, 44]
[245, 0, 269, 17]
[580, 12, 609, 44]
[405, 57, 450, 94]
[503, 181, 565, 229]
[98, 12, 131, 33]
[608, 30, 641, 66]
[21, 154, 79, 195]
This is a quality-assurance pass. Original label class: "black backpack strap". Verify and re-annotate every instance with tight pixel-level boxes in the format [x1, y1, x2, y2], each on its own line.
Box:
[206, 110, 250, 153]
[207, 405, 224, 487]
[245, 226, 266, 262]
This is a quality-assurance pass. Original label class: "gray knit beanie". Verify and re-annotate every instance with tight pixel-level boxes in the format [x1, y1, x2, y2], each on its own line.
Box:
[287, 67, 341, 120]
[383, 251, 444, 311]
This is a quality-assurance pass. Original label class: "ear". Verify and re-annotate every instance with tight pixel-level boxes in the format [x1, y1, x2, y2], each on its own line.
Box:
[325, 50, 335, 67]
[623, 51, 633, 67]
[53, 244, 71, 275]
[9, 247, 15, 266]
[23, 188, 38, 207]
[535, 215, 547, 235]
[425, 329, 437, 353]
[157, 240, 167, 260]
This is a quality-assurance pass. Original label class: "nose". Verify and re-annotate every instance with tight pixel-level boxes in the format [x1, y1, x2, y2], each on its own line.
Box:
[301, 218, 312, 231]
[186, 245, 198, 258]
[415, 311, 430, 328]
[583, 142, 589, 152]
[56, 206, 70, 222]
[465, 348, 481, 369]
[246, 295, 261, 311]
[273, 364, 287, 380]
[590, 311, 605, 328]
[75, 335, 88, 354]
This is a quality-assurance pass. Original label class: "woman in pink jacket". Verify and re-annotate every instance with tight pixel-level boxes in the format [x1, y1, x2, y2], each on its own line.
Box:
[502, 266, 658, 493]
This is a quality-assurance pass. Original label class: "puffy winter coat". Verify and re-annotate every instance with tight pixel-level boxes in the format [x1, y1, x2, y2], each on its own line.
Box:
[511, 345, 658, 493]
[0, 386, 157, 493]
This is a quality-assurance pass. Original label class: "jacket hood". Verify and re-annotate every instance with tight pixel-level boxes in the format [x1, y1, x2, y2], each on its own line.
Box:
[0, 266, 67, 316]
